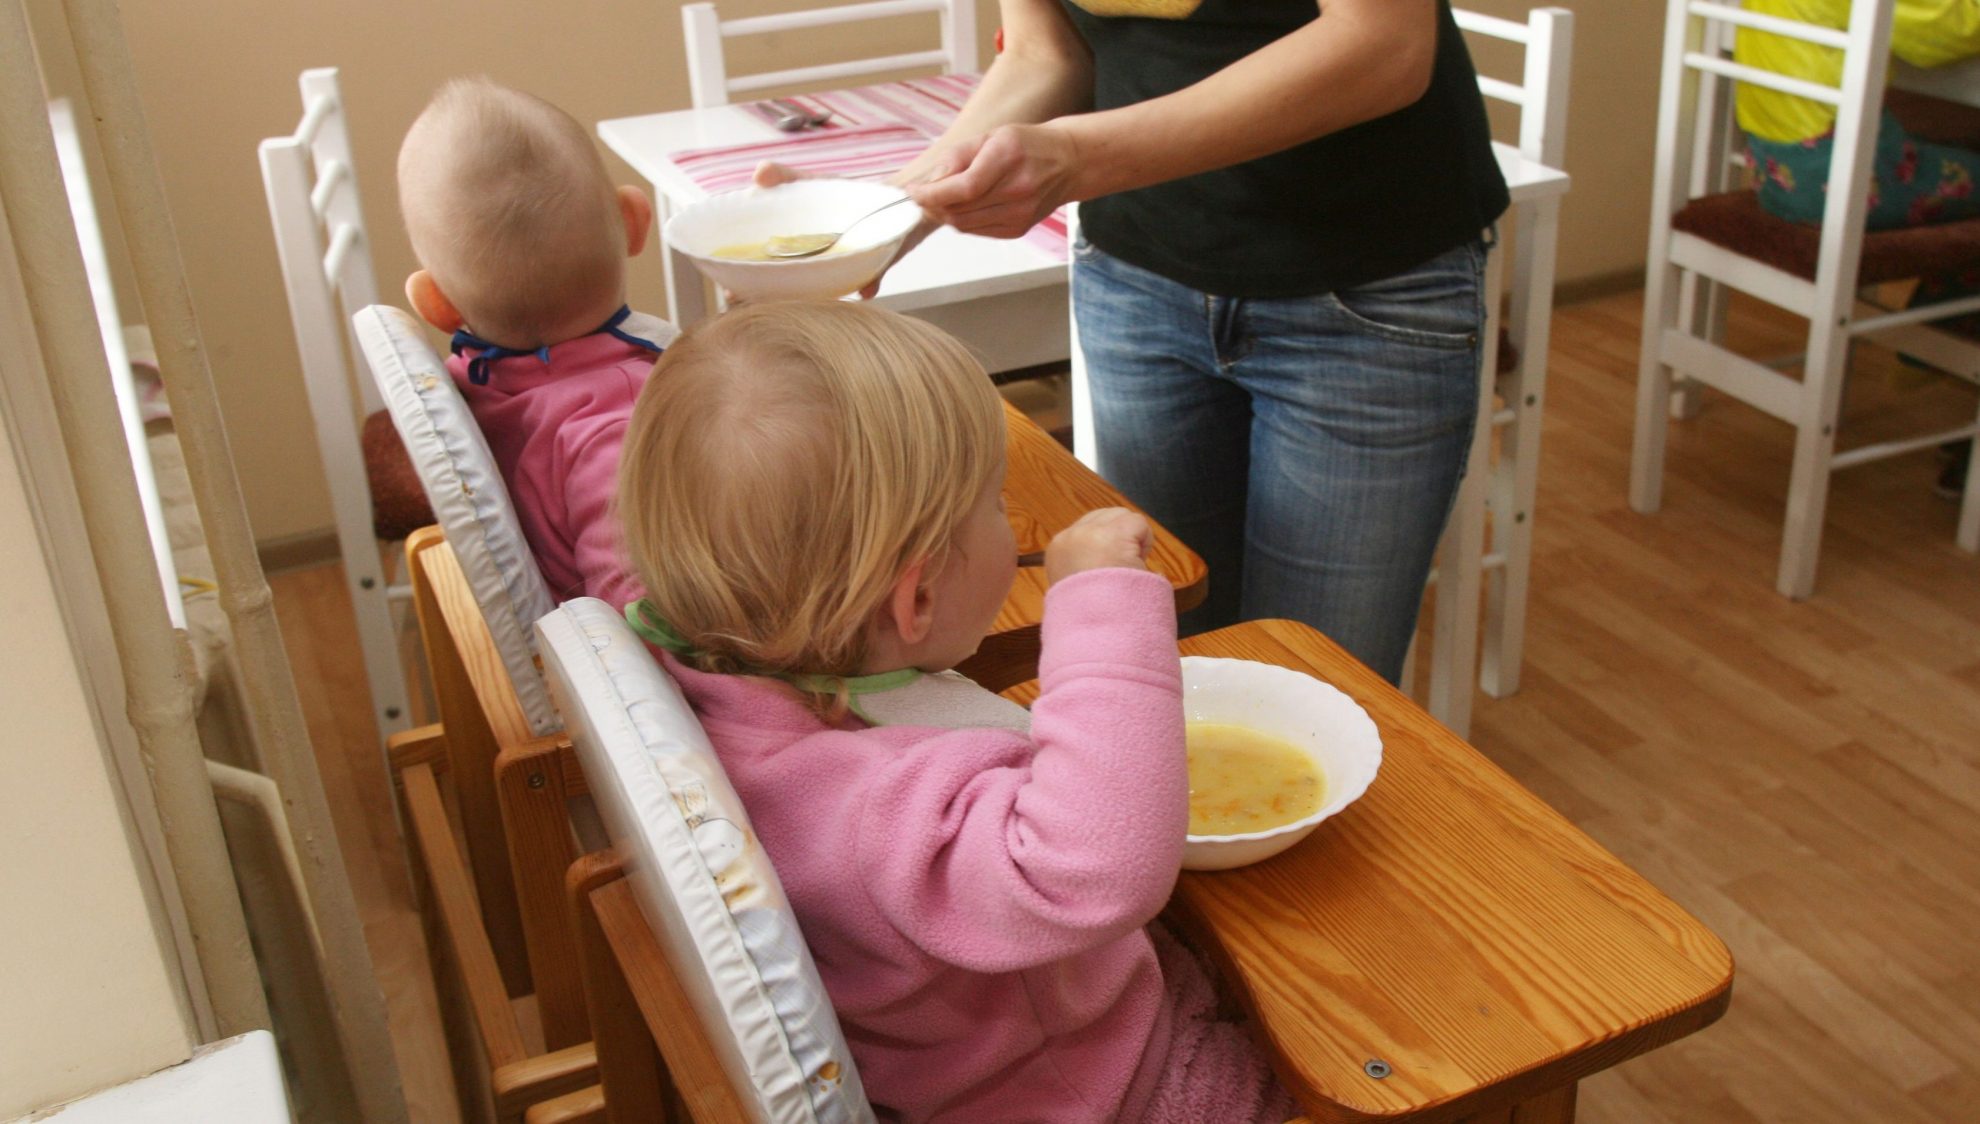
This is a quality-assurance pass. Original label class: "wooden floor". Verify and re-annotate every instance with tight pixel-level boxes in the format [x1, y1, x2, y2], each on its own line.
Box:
[273, 287, 1980, 1123]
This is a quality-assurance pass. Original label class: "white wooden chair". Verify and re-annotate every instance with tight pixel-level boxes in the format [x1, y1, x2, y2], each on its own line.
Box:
[259, 67, 426, 743]
[680, 0, 976, 111]
[1632, 0, 1980, 599]
[1424, 6, 1575, 733]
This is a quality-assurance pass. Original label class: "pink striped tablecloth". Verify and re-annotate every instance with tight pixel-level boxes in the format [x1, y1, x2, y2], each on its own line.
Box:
[669, 74, 1068, 260]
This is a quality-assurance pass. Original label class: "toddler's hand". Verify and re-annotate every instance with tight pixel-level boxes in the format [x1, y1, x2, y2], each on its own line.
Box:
[1045, 508, 1152, 586]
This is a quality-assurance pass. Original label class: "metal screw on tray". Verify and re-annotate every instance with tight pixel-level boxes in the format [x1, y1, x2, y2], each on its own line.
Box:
[1364, 1059, 1393, 1080]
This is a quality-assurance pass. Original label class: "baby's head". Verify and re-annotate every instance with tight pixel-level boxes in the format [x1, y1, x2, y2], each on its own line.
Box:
[619, 300, 1012, 685]
[398, 76, 650, 349]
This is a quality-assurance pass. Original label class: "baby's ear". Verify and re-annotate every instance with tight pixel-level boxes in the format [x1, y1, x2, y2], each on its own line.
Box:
[405, 270, 464, 332]
[880, 559, 934, 647]
[618, 185, 654, 257]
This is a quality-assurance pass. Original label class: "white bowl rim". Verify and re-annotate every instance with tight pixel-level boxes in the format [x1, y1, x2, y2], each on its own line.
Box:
[1178, 655, 1383, 846]
[664, 180, 916, 264]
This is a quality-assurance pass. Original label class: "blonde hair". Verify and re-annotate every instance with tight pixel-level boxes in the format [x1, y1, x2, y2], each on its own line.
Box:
[398, 76, 623, 346]
[618, 301, 1004, 682]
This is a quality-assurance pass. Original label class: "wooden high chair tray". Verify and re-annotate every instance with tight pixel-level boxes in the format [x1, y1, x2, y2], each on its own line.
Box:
[968, 400, 1207, 689]
[1170, 621, 1734, 1123]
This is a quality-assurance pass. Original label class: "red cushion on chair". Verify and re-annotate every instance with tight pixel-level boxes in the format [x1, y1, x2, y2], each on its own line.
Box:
[1885, 87, 1980, 152]
[1671, 190, 1980, 286]
[361, 409, 435, 540]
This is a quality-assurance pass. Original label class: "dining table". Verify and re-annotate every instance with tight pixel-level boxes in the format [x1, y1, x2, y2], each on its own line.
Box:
[598, 75, 1072, 377]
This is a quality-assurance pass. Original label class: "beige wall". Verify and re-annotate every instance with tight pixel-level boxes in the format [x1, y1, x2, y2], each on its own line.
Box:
[96, 1, 1662, 549]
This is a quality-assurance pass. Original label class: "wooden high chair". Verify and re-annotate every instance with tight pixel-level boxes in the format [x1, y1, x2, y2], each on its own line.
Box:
[558, 616, 1732, 1123]
[390, 404, 1205, 1119]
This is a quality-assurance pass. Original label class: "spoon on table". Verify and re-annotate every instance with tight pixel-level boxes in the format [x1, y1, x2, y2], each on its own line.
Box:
[769, 99, 834, 132]
[764, 195, 918, 259]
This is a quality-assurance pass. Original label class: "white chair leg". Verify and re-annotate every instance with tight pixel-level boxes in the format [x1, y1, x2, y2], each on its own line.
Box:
[1670, 276, 1721, 420]
[1777, 335, 1850, 599]
[1481, 197, 1558, 700]
[1632, 247, 1683, 514]
[1428, 236, 1503, 737]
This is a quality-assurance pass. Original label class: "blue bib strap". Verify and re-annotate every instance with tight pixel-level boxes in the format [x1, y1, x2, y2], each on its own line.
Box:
[448, 327, 551, 386]
[597, 305, 668, 355]
[449, 305, 663, 386]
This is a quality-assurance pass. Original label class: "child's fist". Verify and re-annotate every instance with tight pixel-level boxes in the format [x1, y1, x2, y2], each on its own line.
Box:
[1045, 508, 1152, 586]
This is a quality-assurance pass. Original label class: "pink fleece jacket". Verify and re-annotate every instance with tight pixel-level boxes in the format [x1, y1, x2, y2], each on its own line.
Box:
[659, 568, 1294, 1123]
[446, 329, 656, 609]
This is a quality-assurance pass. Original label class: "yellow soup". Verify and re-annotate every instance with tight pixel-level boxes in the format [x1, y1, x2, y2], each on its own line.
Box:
[710, 236, 848, 261]
[1186, 722, 1324, 836]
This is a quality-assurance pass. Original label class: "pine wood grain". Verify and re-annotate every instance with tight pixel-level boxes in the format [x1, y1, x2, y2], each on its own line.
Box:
[411, 527, 533, 996]
[1001, 398, 1208, 611]
[1171, 620, 1731, 1124]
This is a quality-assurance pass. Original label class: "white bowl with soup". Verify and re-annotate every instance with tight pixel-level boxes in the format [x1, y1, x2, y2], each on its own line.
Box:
[1180, 657, 1383, 871]
[663, 179, 920, 303]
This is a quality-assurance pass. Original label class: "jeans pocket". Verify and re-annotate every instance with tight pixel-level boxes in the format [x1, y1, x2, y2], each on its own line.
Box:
[1321, 243, 1483, 351]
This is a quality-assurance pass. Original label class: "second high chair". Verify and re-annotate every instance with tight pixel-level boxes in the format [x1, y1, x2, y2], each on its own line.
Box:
[367, 300, 1209, 1116]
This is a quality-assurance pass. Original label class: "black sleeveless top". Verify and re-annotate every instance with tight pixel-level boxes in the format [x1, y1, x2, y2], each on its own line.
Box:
[1059, 0, 1509, 297]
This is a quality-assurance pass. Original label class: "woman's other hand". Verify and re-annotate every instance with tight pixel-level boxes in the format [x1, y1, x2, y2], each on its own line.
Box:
[906, 123, 1080, 239]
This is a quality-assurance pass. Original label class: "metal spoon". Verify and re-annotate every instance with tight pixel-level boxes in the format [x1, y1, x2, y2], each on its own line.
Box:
[764, 195, 917, 259]
[769, 98, 833, 132]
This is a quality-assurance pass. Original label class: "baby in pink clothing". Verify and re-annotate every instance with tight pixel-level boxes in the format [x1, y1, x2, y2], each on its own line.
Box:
[398, 77, 675, 608]
[614, 300, 1297, 1123]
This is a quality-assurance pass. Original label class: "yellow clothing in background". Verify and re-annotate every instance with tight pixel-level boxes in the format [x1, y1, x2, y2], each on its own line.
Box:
[1734, 0, 1980, 142]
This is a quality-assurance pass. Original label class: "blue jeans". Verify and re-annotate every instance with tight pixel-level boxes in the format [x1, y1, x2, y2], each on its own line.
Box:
[1073, 235, 1488, 683]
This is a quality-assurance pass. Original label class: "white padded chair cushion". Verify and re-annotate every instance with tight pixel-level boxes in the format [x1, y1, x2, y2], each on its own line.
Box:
[353, 304, 559, 736]
[537, 598, 873, 1124]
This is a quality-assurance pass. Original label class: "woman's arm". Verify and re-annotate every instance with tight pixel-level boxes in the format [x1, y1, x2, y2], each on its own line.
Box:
[894, 0, 1096, 185]
[912, 0, 1439, 237]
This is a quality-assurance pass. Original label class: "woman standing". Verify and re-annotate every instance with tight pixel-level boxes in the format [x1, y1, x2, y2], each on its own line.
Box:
[903, 0, 1509, 682]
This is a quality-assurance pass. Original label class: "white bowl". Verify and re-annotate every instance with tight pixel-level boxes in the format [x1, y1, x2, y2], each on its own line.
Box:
[663, 179, 919, 302]
[1180, 657, 1383, 871]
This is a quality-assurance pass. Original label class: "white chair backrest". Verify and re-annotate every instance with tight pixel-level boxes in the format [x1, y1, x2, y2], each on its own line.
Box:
[259, 66, 412, 738]
[353, 304, 560, 736]
[1454, 6, 1573, 168]
[537, 598, 875, 1123]
[47, 97, 184, 628]
[682, 0, 977, 109]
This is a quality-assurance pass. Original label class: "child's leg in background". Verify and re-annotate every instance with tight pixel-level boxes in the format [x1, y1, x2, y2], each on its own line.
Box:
[1747, 109, 1980, 231]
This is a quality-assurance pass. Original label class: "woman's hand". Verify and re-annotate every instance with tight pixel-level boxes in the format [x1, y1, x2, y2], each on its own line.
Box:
[905, 122, 1080, 239]
[1045, 507, 1152, 586]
